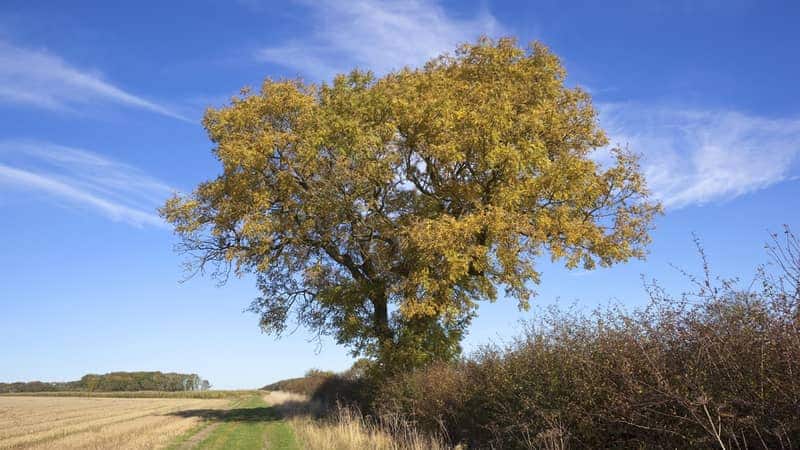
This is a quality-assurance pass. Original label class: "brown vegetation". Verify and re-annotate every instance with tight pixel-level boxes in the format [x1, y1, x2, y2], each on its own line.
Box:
[372, 230, 800, 449]
[262, 370, 337, 397]
[280, 228, 800, 449]
[291, 407, 448, 450]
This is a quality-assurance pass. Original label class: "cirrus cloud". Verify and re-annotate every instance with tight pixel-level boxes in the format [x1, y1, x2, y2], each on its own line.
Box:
[0, 140, 175, 227]
[0, 40, 189, 122]
[599, 104, 800, 209]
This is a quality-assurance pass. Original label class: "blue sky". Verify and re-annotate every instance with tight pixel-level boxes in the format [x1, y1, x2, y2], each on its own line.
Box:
[1, 0, 799, 389]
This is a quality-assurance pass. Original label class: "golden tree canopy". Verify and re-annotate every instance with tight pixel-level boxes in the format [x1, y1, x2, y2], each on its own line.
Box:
[162, 37, 660, 370]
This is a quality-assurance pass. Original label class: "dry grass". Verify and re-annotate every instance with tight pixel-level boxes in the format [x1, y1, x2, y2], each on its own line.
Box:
[262, 390, 308, 407]
[262, 391, 450, 449]
[0, 395, 228, 449]
[291, 407, 450, 450]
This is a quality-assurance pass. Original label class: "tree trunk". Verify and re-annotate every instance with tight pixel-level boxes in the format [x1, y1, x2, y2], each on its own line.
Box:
[372, 291, 393, 358]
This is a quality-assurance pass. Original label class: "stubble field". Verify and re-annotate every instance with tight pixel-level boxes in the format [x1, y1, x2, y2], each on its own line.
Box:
[0, 391, 423, 449]
[0, 395, 300, 449]
[0, 395, 235, 449]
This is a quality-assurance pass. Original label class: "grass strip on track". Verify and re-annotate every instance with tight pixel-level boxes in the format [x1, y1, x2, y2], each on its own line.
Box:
[263, 421, 298, 449]
[169, 394, 300, 450]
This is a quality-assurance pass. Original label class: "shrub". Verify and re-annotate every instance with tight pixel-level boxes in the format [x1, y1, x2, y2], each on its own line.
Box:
[311, 361, 385, 413]
[262, 369, 337, 397]
[376, 229, 800, 449]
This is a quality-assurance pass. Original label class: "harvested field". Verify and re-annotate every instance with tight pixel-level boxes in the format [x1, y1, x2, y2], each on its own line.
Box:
[0, 390, 259, 399]
[0, 396, 228, 449]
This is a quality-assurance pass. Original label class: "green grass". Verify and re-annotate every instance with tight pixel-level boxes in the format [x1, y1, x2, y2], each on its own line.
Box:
[262, 421, 298, 449]
[164, 421, 211, 450]
[168, 394, 300, 450]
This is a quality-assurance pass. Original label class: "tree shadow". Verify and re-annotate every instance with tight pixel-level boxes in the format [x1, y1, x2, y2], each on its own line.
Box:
[167, 400, 311, 423]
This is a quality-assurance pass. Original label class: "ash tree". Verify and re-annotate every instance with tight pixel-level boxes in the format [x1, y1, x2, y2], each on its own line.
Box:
[161, 37, 660, 372]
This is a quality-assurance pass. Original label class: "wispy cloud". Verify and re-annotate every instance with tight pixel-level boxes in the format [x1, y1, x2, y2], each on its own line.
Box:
[599, 104, 800, 209]
[0, 140, 174, 227]
[255, 0, 503, 79]
[0, 40, 189, 121]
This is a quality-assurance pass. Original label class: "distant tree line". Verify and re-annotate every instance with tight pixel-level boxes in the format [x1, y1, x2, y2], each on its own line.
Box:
[0, 371, 211, 393]
[0, 380, 79, 393]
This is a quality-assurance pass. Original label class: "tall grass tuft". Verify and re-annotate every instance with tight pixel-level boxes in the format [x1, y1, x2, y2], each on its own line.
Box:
[291, 405, 450, 450]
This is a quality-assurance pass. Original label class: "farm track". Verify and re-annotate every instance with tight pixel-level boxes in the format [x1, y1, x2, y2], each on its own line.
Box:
[173, 422, 221, 450]
[166, 392, 302, 450]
